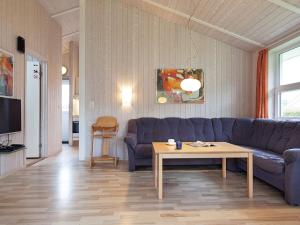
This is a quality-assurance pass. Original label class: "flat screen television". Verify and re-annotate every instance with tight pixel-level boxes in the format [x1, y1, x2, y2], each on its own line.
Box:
[0, 97, 21, 135]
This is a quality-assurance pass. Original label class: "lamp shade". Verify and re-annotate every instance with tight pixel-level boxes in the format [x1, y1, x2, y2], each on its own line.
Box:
[180, 78, 201, 92]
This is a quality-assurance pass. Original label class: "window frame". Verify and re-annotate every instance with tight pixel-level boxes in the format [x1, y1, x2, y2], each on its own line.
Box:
[274, 42, 300, 120]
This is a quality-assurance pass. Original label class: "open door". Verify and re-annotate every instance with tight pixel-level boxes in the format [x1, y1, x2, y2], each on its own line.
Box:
[62, 79, 70, 143]
[25, 57, 41, 158]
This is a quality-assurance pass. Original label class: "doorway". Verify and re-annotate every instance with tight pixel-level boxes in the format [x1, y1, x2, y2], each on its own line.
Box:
[25, 54, 48, 159]
[62, 79, 70, 143]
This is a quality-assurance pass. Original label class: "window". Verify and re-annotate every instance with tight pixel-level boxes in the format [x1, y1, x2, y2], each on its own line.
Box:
[280, 46, 300, 85]
[280, 90, 300, 117]
[276, 46, 300, 119]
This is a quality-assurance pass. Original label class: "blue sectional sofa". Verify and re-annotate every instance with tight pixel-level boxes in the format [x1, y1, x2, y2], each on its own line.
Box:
[124, 117, 300, 205]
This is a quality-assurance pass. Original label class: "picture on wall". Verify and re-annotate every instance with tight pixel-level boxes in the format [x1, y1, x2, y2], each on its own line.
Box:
[0, 49, 14, 96]
[156, 68, 204, 104]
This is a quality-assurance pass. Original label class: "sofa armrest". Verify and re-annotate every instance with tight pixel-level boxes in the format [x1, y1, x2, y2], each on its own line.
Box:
[283, 148, 300, 205]
[124, 133, 137, 172]
[284, 148, 300, 165]
[124, 133, 137, 149]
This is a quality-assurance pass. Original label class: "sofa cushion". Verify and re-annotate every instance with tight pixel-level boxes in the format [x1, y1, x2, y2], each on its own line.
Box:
[232, 118, 254, 146]
[153, 118, 179, 142]
[242, 146, 284, 174]
[267, 121, 299, 154]
[135, 144, 152, 159]
[249, 119, 276, 149]
[136, 118, 157, 144]
[127, 119, 137, 133]
[286, 124, 300, 150]
[212, 118, 235, 142]
[189, 118, 215, 141]
[167, 118, 196, 142]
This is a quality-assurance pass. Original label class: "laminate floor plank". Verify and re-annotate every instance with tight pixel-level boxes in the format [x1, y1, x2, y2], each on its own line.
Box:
[0, 145, 299, 225]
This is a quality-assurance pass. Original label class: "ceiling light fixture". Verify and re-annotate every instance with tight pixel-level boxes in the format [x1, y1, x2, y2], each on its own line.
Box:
[180, 75, 201, 92]
[179, 2, 202, 93]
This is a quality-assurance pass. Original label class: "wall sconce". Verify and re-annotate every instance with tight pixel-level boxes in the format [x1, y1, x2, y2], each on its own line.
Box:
[62, 65, 68, 75]
[121, 87, 132, 107]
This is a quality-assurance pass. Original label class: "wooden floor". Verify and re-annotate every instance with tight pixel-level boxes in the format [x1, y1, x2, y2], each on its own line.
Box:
[26, 158, 45, 167]
[0, 145, 299, 225]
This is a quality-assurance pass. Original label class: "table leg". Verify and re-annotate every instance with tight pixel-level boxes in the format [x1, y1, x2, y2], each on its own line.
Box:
[114, 136, 118, 167]
[152, 148, 155, 175]
[158, 154, 163, 199]
[90, 134, 94, 168]
[247, 153, 253, 199]
[155, 153, 158, 189]
[153, 149, 158, 188]
[222, 158, 227, 179]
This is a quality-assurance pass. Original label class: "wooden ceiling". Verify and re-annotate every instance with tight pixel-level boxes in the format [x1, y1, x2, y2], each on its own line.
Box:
[39, 0, 300, 52]
[38, 0, 79, 54]
[124, 0, 300, 51]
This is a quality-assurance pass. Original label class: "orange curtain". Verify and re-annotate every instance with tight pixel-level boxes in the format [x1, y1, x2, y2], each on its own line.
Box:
[255, 49, 268, 118]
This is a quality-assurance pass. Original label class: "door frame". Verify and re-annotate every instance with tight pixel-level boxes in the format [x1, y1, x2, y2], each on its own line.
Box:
[25, 51, 48, 158]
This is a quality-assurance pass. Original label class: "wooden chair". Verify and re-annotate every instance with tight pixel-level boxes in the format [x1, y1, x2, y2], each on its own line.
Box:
[90, 116, 119, 168]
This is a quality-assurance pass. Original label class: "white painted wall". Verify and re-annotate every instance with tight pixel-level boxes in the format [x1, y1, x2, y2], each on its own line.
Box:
[0, 0, 62, 156]
[80, 0, 255, 160]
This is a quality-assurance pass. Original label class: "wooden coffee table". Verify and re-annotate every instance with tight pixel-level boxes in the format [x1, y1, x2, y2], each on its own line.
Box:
[152, 142, 253, 199]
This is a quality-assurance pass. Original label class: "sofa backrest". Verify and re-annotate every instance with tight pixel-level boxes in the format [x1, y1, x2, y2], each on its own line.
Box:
[232, 118, 254, 146]
[212, 118, 236, 142]
[266, 121, 300, 154]
[286, 124, 300, 150]
[127, 119, 137, 134]
[135, 117, 215, 144]
[130, 117, 300, 154]
[232, 118, 300, 154]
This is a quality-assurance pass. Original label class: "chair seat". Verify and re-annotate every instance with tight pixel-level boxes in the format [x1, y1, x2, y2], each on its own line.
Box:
[242, 146, 284, 174]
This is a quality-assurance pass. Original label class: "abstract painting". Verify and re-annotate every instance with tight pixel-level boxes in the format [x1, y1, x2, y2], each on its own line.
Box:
[156, 68, 204, 103]
[0, 49, 14, 96]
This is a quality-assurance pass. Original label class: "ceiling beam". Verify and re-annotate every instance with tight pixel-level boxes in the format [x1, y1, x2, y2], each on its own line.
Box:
[267, 0, 300, 14]
[142, 0, 264, 47]
[63, 31, 79, 39]
[51, 6, 79, 18]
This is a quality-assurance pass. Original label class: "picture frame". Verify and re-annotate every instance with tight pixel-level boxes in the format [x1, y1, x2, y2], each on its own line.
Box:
[0, 48, 14, 97]
[156, 68, 204, 104]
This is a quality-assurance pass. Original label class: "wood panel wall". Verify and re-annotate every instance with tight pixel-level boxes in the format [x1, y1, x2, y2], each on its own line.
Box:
[0, 150, 25, 177]
[81, 0, 255, 160]
[0, 0, 62, 156]
[68, 41, 80, 146]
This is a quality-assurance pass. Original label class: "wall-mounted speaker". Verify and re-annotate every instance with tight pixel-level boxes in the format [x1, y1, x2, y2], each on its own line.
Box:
[17, 36, 25, 53]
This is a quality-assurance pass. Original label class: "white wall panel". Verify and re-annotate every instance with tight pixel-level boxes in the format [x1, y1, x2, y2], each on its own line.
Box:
[82, 0, 255, 160]
[0, 0, 62, 157]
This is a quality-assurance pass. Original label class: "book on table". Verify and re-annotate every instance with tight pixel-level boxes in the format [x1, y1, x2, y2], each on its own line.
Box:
[187, 141, 216, 147]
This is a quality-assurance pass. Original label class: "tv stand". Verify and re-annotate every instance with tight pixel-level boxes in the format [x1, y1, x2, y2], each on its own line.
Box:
[0, 144, 25, 153]
[0, 144, 25, 177]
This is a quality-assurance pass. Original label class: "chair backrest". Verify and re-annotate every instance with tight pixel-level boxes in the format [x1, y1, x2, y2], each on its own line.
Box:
[93, 116, 118, 132]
